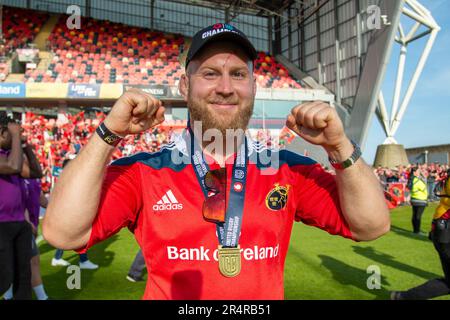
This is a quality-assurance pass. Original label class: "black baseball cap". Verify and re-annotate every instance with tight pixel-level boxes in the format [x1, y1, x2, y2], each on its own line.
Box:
[185, 23, 257, 68]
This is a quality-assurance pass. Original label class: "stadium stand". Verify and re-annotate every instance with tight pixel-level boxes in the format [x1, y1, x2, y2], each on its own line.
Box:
[1, 5, 302, 189]
[26, 14, 185, 85]
[0, 6, 49, 57]
[254, 52, 301, 88]
[14, 9, 301, 88]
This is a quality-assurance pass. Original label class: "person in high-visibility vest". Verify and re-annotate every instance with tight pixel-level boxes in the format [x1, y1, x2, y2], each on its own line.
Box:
[409, 167, 429, 234]
[391, 170, 450, 300]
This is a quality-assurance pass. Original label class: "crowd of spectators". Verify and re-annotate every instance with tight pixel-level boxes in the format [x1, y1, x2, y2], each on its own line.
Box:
[20, 112, 297, 192]
[374, 163, 449, 203]
[20, 110, 448, 199]
[250, 127, 296, 149]
[21, 111, 181, 192]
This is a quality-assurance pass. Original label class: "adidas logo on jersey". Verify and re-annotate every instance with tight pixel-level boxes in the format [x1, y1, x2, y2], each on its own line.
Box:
[153, 190, 183, 211]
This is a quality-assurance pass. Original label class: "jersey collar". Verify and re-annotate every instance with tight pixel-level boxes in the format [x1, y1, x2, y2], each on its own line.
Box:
[173, 128, 256, 161]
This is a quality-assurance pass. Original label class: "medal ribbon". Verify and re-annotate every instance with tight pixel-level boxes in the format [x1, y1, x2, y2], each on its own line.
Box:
[188, 128, 248, 248]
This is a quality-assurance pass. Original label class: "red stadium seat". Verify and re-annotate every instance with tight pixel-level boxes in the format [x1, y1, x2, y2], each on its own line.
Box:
[2, 6, 301, 88]
[0, 7, 49, 81]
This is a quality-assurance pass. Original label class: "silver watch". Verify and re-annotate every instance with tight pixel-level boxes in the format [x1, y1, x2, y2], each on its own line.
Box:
[328, 140, 362, 170]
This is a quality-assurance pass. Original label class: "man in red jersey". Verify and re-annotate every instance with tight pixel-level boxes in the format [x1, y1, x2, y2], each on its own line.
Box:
[43, 24, 390, 299]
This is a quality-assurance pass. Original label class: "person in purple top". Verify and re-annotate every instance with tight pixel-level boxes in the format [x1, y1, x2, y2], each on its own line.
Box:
[0, 114, 30, 300]
[0, 112, 43, 300]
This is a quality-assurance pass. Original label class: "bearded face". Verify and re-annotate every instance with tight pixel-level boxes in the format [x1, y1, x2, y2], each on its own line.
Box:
[181, 41, 256, 135]
[187, 82, 254, 134]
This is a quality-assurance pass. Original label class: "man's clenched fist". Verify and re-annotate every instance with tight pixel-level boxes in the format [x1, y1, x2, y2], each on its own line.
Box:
[286, 101, 352, 159]
[104, 88, 165, 137]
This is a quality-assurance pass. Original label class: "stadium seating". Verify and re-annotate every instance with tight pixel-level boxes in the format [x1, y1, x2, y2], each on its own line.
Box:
[19, 12, 301, 88]
[25, 15, 185, 85]
[0, 6, 49, 57]
[254, 52, 301, 89]
[0, 6, 302, 87]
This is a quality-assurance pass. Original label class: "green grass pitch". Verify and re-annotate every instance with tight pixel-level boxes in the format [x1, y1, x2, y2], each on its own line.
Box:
[21, 203, 449, 300]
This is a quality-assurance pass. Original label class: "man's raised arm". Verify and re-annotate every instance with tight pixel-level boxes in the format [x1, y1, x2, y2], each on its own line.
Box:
[42, 89, 165, 250]
[287, 101, 390, 241]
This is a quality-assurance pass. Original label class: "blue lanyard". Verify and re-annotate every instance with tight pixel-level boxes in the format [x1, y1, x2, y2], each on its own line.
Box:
[188, 128, 248, 248]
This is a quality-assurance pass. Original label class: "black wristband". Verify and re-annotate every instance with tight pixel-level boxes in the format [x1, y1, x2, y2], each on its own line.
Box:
[96, 122, 123, 147]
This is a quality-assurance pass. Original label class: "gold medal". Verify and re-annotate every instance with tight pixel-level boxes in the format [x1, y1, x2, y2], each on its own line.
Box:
[218, 245, 241, 277]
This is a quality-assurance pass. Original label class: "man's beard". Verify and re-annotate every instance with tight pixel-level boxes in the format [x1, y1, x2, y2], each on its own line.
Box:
[187, 94, 254, 136]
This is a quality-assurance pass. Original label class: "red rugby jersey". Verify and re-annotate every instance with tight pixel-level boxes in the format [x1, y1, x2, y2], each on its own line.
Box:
[78, 133, 355, 299]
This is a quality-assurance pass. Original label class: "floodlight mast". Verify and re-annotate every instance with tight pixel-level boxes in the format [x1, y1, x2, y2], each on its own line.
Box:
[376, 0, 440, 145]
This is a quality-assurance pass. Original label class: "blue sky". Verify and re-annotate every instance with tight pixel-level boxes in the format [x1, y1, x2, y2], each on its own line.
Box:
[363, 0, 450, 164]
